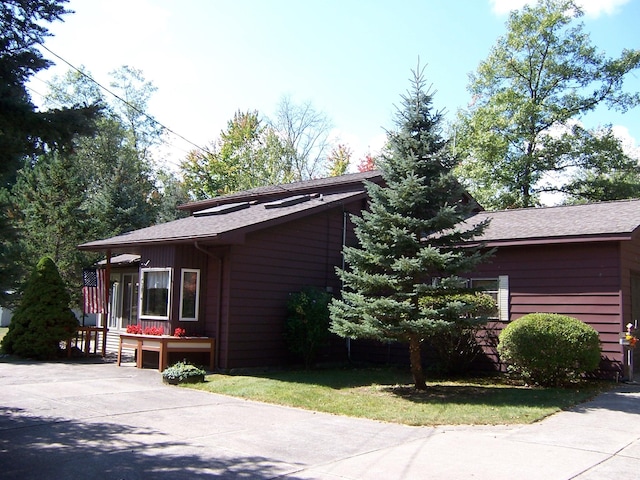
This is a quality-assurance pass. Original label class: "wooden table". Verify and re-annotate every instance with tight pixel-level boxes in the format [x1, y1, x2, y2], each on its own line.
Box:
[117, 333, 215, 371]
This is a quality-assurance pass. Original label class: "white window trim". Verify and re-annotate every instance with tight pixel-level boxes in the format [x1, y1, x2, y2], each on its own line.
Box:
[139, 267, 172, 321]
[497, 275, 509, 322]
[179, 268, 200, 322]
[470, 275, 510, 322]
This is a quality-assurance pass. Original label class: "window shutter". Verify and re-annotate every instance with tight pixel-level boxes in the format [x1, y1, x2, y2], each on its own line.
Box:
[498, 275, 509, 321]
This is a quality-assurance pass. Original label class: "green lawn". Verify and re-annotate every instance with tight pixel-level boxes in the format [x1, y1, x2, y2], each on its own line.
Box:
[0, 327, 7, 343]
[186, 367, 612, 426]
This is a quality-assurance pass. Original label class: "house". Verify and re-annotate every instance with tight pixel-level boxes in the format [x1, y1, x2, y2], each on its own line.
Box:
[79, 171, 380, 369]
[462, 201, 640, 375]
[79, 171, 640, 375]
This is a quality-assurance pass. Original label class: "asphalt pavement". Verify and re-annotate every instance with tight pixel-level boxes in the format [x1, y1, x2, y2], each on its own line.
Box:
[0, 356, 639, 479]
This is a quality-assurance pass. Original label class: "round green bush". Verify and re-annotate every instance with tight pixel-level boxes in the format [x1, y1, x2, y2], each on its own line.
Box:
[497, 313, 601, 386]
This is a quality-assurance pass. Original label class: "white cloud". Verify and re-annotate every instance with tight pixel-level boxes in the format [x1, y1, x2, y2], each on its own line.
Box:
[490, 0, 630, 17]
[612, 125, 640, 160]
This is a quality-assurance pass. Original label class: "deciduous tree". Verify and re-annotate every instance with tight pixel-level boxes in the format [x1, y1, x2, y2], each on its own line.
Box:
[326, 144, 351, 177]
[454, 0, 640, 209]
[180, 110, 295, 199]
[270, 96, 333, 180]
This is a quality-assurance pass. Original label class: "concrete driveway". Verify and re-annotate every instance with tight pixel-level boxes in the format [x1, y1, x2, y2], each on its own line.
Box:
[0, 357, 639, 479]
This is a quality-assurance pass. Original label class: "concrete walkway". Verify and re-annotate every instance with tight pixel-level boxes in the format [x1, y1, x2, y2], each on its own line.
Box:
[0, 358, 639, 479]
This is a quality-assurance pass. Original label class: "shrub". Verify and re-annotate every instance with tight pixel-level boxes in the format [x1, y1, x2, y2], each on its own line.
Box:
[421, 292, 495, 374]
[497, 313, 601, 386]
[427, 323, 485, 375]
[1, 256, 78, 359]
[285, 287, 332, 368]
[162, 361, 207, 384]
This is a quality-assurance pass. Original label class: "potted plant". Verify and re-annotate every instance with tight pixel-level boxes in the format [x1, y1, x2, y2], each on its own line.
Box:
[162, 361, 207, 385]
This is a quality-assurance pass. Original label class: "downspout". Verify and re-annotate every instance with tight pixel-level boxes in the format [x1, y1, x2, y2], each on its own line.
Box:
[342, 207, 351, 362]
[195, 241, 223, 370]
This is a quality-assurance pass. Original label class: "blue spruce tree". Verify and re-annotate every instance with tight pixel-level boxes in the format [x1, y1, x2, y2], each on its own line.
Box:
[330, 66, 490, 390]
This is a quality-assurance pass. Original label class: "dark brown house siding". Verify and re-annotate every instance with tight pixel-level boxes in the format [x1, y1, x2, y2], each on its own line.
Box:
[620, 234, 640, 326]
[473, 241, 624, 368]
[214, 203, 357, 370]
[137, 245, 209, 335]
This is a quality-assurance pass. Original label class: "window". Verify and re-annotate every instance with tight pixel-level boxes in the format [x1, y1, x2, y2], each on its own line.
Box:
[179, 269, 200, 321]
[140, 268, 171, 320]
[470, 275, 509, 321]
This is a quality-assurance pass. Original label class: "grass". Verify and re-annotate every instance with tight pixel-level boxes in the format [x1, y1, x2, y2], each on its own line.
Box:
[185, 366, 612, 426]
[0, 327, 7, 343]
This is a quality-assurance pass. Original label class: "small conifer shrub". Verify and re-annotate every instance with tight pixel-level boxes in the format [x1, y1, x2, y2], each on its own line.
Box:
[1, 256, 78, 359]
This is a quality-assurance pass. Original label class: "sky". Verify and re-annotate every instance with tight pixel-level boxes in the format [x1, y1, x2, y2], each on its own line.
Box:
[28, 0, 640, 173]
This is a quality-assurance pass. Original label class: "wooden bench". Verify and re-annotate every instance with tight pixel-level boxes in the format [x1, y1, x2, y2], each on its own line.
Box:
[117, 333, 215, 371]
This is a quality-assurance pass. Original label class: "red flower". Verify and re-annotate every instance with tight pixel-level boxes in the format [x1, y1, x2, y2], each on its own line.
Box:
[174, 327, 186, 337]
[126, 324, 143, 334]
[143, 326, 164, 336]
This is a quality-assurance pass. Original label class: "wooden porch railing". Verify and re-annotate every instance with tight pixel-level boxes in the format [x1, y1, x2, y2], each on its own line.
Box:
[66, 326, 108, 358]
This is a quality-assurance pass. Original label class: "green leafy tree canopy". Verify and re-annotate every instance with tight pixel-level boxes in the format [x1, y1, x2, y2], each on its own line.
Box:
[454, 0, 640, 209]
[180, 110, 295, 199]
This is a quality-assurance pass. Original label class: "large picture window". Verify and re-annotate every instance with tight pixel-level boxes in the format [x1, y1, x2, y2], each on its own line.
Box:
[179, 269, 200, 321]
[141, 268, 171, 320]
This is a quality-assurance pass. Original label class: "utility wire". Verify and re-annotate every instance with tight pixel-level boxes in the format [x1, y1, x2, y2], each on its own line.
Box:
[29, 76, 196, 170]
[37, 43, 212, 157]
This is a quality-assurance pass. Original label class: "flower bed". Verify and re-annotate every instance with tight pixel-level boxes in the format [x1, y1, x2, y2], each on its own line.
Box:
[126, 324, 164, 336]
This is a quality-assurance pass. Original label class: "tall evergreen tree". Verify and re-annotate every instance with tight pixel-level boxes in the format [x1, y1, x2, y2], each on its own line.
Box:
[11, 151, 95, 307]
[0, 0, 98, 185]
[0, 1, 98, 301]
[330, 66, 490, 390]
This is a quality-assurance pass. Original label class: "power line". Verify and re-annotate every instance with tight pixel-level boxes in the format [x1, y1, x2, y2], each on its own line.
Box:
[29, 74, 188, 171]
[37, 43, 212, 158]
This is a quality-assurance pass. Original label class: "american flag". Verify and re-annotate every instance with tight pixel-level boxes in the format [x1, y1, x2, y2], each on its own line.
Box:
[82, 268, 106, 314]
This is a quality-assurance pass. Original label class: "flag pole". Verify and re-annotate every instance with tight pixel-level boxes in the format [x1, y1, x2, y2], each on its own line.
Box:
[105, 249, 112, 316]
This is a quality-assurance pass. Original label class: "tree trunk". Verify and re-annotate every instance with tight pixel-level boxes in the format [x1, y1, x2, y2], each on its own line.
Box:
[409, 335, 427, 390]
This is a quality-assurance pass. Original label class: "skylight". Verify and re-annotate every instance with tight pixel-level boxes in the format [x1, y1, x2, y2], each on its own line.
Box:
[193, 202, 250, 217]
[263, 195, 314, 209]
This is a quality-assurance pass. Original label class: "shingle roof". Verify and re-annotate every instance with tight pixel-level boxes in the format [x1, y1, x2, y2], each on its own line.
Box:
[178, 170, 382, 212]
[79, 166, 640, 253]
[79, 190, 365, 251]
[464, 199, 640, 245]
